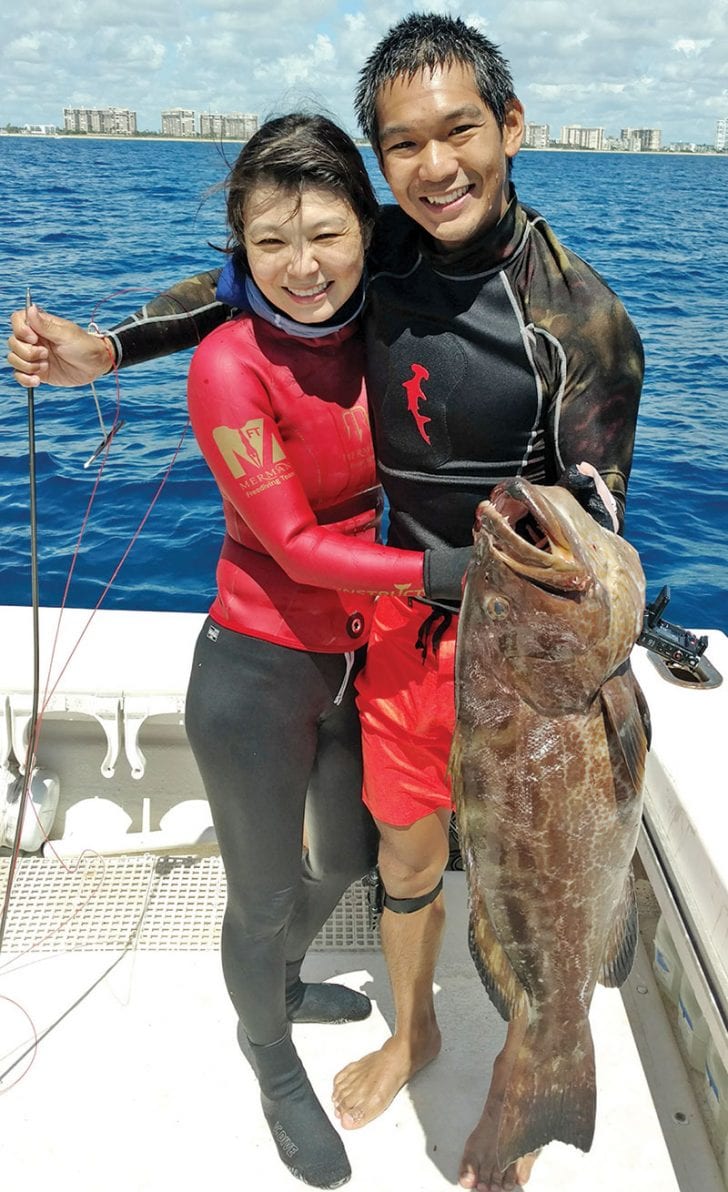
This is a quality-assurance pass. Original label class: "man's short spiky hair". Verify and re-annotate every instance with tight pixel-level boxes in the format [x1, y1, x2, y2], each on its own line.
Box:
[355, 12, 516, 148]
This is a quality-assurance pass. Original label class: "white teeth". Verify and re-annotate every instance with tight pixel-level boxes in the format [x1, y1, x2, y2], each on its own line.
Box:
[424, 185, 470, 207]
[288, 283, 328, 297]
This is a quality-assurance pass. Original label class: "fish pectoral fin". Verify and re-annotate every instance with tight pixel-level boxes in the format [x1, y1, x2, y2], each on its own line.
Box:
[599, 866, 638, 987]
[599, 665, 650, 797]
[449, 728, 526, 1021]
[467, 883, 525, 1022]
[447, 725, 463, 786]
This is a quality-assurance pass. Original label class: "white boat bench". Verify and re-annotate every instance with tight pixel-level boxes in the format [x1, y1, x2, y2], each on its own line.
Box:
[0, 605, 205, 780]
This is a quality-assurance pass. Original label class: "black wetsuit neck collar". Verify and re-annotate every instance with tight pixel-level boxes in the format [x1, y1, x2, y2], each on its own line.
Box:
[421, 187, 525, 275]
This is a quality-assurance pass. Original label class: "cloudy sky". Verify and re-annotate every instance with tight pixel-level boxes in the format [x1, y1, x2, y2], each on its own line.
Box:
[4, 0, 727, 144]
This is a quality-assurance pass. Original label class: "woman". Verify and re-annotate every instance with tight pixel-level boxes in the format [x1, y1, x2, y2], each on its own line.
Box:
[7, 112, 462, 1189]
[181, 113, 429, 1189]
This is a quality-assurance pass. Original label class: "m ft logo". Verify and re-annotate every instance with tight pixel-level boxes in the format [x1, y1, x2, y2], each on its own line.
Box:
[213, 420, 286, 477]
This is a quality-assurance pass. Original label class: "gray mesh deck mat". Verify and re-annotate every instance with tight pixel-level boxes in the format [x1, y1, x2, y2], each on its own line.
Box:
[0, 854, 379, 953]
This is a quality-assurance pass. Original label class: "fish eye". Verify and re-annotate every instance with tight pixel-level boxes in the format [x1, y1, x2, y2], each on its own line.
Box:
[485, 595, 510, 620]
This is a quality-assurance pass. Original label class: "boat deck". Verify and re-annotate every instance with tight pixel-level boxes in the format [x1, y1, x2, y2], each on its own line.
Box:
[0, 867, 721, 1192]
[1, 606, 726, 1189]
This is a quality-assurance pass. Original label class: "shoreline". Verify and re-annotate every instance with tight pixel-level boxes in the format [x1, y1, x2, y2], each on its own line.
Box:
[0, 131, 725, 156]
[0, 131, 248, 145]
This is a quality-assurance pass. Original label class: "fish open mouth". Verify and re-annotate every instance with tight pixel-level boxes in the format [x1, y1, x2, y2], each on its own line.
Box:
[476, 479, 591, 594]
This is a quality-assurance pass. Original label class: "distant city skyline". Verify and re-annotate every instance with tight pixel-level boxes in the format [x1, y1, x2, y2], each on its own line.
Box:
[2, 2, 726, 145]
[11, 107, 727, 152]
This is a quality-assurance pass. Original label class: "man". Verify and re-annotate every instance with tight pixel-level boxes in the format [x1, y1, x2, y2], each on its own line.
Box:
[7, 15, 643, 1189]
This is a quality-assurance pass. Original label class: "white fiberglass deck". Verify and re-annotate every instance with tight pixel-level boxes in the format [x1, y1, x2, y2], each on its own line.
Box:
[0, 871, 718, 1192]
[1, 606, 726, 1190]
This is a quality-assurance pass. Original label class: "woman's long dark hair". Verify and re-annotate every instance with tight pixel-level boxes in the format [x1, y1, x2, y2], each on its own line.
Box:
[226, 113, 379, 264]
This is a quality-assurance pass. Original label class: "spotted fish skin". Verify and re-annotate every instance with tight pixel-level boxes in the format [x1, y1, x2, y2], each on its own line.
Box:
[450, 476, 650, 1170]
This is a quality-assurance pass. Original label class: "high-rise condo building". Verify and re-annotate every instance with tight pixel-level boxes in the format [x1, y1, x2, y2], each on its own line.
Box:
[161, 109, 196, 137]
[199, 112, 259, 140]
[559, 125, 604, 151]
[621, 128, 662, 151]
[524, 123, 550, 148]
[64, 107, 137, 135]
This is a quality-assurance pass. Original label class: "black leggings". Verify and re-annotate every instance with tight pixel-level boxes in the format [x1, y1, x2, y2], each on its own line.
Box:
[184, 618, 377, 1045]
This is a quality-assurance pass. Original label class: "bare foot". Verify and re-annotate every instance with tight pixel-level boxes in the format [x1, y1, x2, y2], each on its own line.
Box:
[458, 1032, 540, 1191]
[459, 1103, 539, 1190]
[332, 1025, 441, 1129]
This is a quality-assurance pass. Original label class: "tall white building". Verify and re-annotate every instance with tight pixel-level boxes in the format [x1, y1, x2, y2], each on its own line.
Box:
[200, 112, 259, 140]
[621, 127, 662, 151]
[559, 125, 604, 151]
[524, 123, 550, 149]
[64, 107, 137, 135]
[199, 113, 224, 139]
[715, 117, 728, 151]
[161, 109, 196, 137]
[222, 113, 258, 141]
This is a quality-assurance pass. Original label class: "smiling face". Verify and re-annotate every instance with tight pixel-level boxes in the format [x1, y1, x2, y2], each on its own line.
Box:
[242, 184, 366, 323]
[375, 62, 524, 249]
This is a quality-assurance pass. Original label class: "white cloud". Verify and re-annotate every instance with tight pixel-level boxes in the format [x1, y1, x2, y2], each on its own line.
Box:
[529, 82, 629, 99]
[673, 38, 713, 55]
[123, 37, 166, 71]
[1, 0, 727, 143]
[5, 34, 44, 62]
[706, 89, 728, 110]
[253, 34, 337, 85]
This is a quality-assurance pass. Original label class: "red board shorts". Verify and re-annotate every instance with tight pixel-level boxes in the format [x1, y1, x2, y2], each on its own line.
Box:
[355, 595, 458, 827]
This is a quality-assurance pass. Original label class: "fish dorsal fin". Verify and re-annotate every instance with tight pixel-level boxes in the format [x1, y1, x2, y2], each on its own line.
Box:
[599, 663, 650, 798]
[599, 866, 638, 987]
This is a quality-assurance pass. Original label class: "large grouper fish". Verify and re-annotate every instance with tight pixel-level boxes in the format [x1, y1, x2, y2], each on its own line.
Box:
[449, 475, 651, 1170]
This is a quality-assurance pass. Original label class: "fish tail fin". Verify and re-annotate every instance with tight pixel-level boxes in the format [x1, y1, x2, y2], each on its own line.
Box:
[497, 1016, 596, 1170]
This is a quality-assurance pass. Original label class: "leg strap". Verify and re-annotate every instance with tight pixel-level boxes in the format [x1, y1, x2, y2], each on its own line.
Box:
[382, 876, 443, 915]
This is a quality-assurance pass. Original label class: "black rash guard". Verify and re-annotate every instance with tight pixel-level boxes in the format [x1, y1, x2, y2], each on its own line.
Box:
[364, 198, 643, 549]
[109, 190, 643, 551]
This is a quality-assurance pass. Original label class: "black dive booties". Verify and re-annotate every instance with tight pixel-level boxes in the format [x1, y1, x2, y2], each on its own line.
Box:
[247, 1031, 351, 1188]
[285, 972, 372, 1025]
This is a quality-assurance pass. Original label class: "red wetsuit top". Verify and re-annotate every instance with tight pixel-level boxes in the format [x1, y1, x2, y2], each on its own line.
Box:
[187, 313, 425, 653]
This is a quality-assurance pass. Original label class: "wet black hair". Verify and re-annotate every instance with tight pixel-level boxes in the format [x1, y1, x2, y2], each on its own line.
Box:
[225, 112, 378, 263]
[354, 12, 517, 150]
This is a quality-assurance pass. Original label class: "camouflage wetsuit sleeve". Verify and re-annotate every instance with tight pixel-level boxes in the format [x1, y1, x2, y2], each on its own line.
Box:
[108, 269, 231, 368]
[521, 221, 644, 530]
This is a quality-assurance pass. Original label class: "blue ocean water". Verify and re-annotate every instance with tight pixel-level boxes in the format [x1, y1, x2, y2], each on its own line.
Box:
[1, 137, 726, 632]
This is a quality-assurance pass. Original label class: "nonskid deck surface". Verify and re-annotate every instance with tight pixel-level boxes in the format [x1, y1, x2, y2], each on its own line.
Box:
[0, 870, 694, 1192]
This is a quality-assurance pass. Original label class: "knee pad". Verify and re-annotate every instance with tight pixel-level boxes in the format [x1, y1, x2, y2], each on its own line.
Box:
[382, 875, 443, 915]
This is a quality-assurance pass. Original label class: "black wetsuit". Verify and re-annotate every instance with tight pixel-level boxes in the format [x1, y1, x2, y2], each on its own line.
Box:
[185, 623, 375, 1042]
[364, 197, 642, 548]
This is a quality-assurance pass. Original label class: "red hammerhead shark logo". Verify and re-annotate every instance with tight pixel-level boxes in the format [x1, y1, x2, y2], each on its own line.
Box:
[402, 363, 431, 444]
